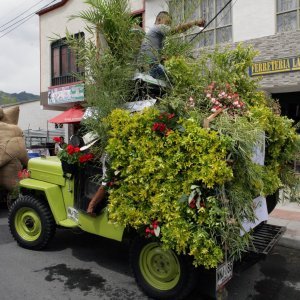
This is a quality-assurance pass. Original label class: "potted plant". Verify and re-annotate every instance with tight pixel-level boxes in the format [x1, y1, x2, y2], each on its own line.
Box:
[58, 144, 94, 176]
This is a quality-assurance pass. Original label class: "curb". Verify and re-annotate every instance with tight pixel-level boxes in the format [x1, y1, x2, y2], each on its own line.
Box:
[277, 235, 300, 250]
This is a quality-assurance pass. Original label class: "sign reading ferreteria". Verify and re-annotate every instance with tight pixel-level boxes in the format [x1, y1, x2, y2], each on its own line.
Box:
[249, 56, 300, 76]
[48, 83, 84, 105]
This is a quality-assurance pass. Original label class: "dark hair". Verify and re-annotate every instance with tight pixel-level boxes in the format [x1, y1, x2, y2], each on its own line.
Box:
[155, 11, 170, 24]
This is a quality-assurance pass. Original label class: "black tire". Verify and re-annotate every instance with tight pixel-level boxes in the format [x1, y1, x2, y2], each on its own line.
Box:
[8, 195, 56, 250]
[130, 238, 196, 300]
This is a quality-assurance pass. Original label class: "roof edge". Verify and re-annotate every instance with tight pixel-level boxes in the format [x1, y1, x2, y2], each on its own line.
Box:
[37, 0, 69, 16]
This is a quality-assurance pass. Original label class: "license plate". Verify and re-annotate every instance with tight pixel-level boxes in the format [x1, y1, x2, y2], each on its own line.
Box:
[216, 259, 234, 290]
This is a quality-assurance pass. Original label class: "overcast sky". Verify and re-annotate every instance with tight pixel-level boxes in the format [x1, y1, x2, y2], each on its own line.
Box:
[0, 0, 59, 95]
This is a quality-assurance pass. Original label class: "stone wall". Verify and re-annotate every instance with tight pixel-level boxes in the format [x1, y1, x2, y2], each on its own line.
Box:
[236, 30, 300, 93]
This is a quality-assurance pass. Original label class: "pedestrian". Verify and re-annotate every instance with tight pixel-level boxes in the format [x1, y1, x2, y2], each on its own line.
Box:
[138, 11, 205, 79]
[54, 136, 66, 155]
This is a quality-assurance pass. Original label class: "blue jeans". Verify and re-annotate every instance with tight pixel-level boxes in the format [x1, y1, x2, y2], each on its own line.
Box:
[149, 64, 166, 80]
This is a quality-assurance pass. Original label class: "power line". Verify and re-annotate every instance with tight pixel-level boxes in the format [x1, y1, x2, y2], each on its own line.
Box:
[0, 0, 46, 30]
[190, 0, 234, 43]
[0, 0, 57, 39]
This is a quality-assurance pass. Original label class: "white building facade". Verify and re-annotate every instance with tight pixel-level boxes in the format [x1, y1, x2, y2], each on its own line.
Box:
[38, 0, 167, 112]
[38, 0, 300, 124]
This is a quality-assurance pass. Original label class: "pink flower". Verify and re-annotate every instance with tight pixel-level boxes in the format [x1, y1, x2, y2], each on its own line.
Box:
[187, 97, 195, 108]
[211, 105, 221, 112]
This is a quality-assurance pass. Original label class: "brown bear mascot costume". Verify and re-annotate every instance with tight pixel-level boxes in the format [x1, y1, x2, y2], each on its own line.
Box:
[0, 106, 28, 192]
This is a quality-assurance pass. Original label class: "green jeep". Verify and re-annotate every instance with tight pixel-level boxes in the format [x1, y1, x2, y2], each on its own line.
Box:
[7, 156, 283, 300]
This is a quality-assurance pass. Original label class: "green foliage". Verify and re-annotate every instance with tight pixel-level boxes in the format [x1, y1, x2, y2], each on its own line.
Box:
[101, 45, 300, 268]
[106, 108, 235, 268]
[66, 0, 143, 150]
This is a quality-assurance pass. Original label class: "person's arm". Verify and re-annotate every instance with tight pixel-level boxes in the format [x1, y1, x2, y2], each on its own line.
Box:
[170, 19, 205, 35]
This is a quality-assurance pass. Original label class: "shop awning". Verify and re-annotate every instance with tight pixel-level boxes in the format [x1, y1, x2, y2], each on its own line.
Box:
[48, 106, 84, 124]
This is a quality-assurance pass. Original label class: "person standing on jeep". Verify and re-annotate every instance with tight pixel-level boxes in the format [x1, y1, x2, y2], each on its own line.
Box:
[138, 11, 205, 79]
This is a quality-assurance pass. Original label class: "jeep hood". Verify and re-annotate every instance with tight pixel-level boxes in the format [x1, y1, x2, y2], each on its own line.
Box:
[28, 156, 65, 186]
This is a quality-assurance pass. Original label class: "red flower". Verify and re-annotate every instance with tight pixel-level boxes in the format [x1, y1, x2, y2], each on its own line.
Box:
[145, 227, 155, 237]
[18, 169, 30, 179]
[79, 153, 94, 163]
[152, 122, 167, 132]
[189, 198, 196, 209]
[66, 145, 75, 155]
[152, 220, 159, 229]
[74, 147, 81, 153]
[167, 113, 175, 119]
[53, 136, 61, 143]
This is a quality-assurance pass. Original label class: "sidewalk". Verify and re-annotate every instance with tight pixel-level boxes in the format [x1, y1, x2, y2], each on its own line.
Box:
[268, 200, 300, 250]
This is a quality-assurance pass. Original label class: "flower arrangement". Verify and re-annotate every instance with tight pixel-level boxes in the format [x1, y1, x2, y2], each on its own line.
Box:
[151, 112, 177, 136]
[205, 82, 245, 114]
[89, 45, 300, 269]
[145, 220, 160, 238]
[58, 144, 94, 166]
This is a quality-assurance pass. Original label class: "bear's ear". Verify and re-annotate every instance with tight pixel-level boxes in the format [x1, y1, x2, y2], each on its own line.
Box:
[1, 106, 20, 125]
[0, 108, 4, 120]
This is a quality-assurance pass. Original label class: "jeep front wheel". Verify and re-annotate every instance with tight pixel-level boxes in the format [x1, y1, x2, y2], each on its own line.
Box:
[8, 196, 56, 250]
[130, 238, 196, 300]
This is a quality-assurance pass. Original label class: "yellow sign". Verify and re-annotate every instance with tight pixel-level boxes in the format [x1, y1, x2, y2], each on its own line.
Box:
[250, 56, 300, 76]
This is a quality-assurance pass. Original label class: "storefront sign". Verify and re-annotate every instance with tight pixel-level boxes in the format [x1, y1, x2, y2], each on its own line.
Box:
[48, 83, 84, 105]
[249, 56, 300, 76]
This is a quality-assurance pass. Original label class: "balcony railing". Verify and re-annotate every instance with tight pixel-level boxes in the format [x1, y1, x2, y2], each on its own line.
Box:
[51, 73, 84, 86]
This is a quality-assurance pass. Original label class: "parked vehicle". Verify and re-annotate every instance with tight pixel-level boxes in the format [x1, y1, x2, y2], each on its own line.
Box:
[8, 153, 284, 300]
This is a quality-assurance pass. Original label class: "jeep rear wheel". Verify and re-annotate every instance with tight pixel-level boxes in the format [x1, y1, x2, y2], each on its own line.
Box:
[130, 238, 196, 300]
[8, 196, 56, 250]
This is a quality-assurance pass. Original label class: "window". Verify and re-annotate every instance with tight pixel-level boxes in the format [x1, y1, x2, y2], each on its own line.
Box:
[276, 0, 299, 33]
[169, 0, 232, 47]
[51, 32, 84, 86]
[132, 12, 144, 28]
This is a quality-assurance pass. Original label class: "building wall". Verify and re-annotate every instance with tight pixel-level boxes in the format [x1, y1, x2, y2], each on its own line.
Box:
[39, 0, 88, 99]
[39, 0, 155, 109]
[8, 101, 60, 131]
[241, 30, 300, 94]
[233, 0, 276, 42]
[144, 0, 168, 31]
[39, 0, 300, 97]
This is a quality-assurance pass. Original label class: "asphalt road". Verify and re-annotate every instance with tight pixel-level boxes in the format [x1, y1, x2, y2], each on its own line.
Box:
[0, 205, 300, 300]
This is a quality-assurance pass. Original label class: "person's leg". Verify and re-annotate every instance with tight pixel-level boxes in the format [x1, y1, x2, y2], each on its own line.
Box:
[149, 64, 166, 79]
[87, 185, 106, 216]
